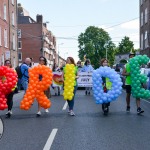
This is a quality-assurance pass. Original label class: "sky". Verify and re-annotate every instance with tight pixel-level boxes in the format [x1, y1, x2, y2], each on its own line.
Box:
[17, 0, 139, 62]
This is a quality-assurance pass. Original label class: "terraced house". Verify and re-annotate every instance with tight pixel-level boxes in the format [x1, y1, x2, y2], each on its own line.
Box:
[0, 0, 18, 67]
[140, 0, 150, 57]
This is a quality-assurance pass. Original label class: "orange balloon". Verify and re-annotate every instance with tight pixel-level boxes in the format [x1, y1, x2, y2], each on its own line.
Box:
[20, 65, 53, 110]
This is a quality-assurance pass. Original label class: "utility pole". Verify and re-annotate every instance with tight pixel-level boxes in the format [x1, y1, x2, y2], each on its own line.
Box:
[58, 43, 64, 66]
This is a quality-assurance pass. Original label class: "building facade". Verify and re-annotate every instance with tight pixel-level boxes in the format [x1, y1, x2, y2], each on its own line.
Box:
[0, 0, 18, 67]
[140, 0, 150, 57]
[18, 4, 57, 68]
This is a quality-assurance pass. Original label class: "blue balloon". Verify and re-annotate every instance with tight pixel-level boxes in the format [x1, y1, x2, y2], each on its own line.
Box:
[92, 66, 122, 104]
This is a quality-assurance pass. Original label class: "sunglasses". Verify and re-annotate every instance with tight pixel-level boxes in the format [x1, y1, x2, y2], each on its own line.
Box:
[40, 59, 45, 61]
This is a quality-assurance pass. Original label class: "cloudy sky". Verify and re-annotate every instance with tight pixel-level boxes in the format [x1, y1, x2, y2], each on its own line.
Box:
[18, 0, 139, 61]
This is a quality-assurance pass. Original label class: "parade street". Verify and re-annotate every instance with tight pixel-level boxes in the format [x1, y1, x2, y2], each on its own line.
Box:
[0, 89, 150, 150]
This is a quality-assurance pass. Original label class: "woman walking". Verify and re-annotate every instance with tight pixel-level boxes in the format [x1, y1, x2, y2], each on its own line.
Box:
[36, 56, 50, 117]
[62, 57, 78, 116]
[100, 58, 112, 115]
[4, 60, 17, 118]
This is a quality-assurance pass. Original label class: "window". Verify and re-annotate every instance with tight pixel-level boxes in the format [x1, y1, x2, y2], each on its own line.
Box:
[141, 33, 143, 50]
[4, 29, 7, 47]
[4, 4, 6, 20]
[18, 52, 22, 61]
[145, 31, 148, 48]
[0, 27, 1, 46]
[12, 12, 15, 25]
[140, 0, 143, 5]
[0, 6, 1, 17]
[1, 54, 4, 65]
[145, 8, 148, 24]
[13, 33, 15, 50]
[141, 12, 143, 26]
[18, 41, 22, 49]
[12, 0, 14, 5]
[18, 29, 21, 38]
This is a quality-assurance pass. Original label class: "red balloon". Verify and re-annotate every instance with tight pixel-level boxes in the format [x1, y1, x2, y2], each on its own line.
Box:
[0, 66, 18, 110]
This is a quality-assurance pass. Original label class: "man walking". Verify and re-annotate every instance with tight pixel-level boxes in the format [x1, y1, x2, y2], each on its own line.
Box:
[21, 58, 31, 92]
[122, 53, 144, 114]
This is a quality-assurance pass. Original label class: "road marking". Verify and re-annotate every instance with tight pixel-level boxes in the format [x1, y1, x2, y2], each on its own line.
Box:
[0, 118, 4, 140]
[141, 99, 150, 104]
[43, 128, 58, 150]
[62, 101, 68, 110]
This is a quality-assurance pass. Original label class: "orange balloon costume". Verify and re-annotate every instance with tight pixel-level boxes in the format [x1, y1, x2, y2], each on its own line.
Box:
[20, 65, 53, 110]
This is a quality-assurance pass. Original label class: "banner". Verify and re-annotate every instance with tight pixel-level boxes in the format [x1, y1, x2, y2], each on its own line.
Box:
[52, 72, 63, 87]
[77, 72, 92, 87]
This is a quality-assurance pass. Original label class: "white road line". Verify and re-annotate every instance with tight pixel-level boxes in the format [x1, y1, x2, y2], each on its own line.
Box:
[43, 128, 58, 150]
[62, 101, 68, 110]
[141, 99, 150, 104]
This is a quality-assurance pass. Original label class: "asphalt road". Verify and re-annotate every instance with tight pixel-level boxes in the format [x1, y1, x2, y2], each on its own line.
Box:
[0, 89, 150, 150]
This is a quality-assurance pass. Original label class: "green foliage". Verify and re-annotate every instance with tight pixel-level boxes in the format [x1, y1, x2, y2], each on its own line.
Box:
[117, 36, 134, 54]
[78, 26, 115, 68]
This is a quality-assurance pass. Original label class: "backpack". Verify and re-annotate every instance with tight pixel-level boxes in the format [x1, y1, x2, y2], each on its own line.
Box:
[15, 65, 23, 79]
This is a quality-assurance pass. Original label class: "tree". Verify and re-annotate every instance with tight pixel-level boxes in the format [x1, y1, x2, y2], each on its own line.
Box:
[78, 26, 115, 68]
[117, 36, 134, 54]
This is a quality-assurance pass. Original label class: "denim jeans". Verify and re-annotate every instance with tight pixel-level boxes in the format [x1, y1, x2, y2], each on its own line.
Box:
[21, 79, 28, 92]
[67, 85, 78, 110]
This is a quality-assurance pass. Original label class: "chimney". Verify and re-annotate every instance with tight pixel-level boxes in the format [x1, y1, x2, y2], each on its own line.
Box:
[36, 15, 43, 23]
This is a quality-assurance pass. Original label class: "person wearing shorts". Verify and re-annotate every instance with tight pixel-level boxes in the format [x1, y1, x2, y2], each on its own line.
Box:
[123, 53, 144, 115]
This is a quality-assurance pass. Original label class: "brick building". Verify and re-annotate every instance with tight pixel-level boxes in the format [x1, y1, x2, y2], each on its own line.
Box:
[18, 4, 57, 68]
[140, 0, 150, 57]
[0, 0, 18, 67]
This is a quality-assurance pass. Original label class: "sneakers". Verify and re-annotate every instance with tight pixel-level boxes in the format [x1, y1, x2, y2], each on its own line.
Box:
[6, 111, 12, 118]
[69, 110, 75, 116]
[36, 111, 41, 117]
[126, 106, 130, 112]
[45, 109, 49, 113]
[6, 110, 12, 115]
[103, 107, 109, 115]
[137, 107, 144, 115]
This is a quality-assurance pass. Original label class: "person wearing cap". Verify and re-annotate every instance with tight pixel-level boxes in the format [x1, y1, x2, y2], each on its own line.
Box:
[122, 52, 144, 114]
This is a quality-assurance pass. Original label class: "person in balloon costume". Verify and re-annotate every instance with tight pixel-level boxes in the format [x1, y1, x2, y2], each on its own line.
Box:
[100, 58, 112, 115]
[62, 57, 79, 116]
[4, 60, 17, 118]
[36, 56, 50, 117]
[122, 52, 144, 114]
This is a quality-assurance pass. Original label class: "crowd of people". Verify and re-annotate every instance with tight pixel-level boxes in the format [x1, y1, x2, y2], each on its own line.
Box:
[2, 53, 146, 118]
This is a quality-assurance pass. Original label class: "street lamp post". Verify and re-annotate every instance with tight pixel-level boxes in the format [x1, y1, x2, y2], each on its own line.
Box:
[58, 43, 64, 66]
[106, 48, 107, 60]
